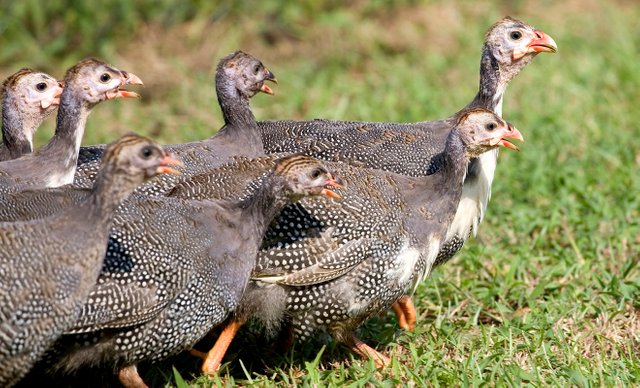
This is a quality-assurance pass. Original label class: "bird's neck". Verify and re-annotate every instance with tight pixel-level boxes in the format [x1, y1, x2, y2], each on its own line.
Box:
[415, 130, 469, 202]
[220, 93, 256, 129]
[215, 81, 263, 156]
[85, 164, 140, 225]
[40, 88, 90, 168]
[441, 131, 471, 190]
[235, 174, 290, 238]
[2, 111, 32, 159]
[2, 98, 36, 158]
[468, 46, 504, 114]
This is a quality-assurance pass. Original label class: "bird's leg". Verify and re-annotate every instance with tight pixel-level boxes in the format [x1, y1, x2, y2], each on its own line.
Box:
[342, 331, 391, 368]
[391, 294, 417, 330]
[118, 364, 149, 388]
[188, 325, 224, 358]
[200, 317, 245, 373]
[391, 301, 408, 329]
[189, 348, 207, 359]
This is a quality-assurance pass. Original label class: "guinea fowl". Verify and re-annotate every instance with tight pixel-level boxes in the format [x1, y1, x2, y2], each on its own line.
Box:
[258, 16, 556, 330]
[0, 134, 180, 387]
[1, 69, 64, 161]
[73, 50, 277, 196]
[36, 155, 342, 388]
[0, 58, 142, 192]
[182, 108, 524, 371]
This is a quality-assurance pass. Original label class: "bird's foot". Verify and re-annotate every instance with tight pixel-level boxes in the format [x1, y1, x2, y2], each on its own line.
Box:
[344, 332, 391, 368]
[118, 364, 148, 388]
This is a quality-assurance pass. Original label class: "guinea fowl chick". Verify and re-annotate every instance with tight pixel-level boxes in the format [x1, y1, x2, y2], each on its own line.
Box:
[1, 69, 64, 161]
[0, 134, 180, 387]
[73, 50, 276, 196]
[258, 16, 556, 330]
[192, 108, 523, 371]
[47, 155, 341, 388]
[0, 58, 143, 192]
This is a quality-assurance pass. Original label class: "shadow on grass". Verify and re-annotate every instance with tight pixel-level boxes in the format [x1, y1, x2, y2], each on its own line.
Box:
[17, 313, 404, 387]
[148, 313, 403, 385]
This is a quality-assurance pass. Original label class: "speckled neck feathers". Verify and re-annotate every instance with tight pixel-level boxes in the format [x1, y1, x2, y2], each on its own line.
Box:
[1, 105, 31, 159]
[468, 46, 502, 112]
[439, 131, 470, 192]
[234, 172, 292, 240]
[86, 159, 143, 222]
[40, 86, 89, 171]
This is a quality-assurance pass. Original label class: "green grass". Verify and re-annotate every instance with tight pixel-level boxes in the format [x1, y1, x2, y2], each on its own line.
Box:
[3, 0, 640, 386]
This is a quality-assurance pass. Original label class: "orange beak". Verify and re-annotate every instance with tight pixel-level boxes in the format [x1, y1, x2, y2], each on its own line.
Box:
[513, 29, 558, 60]
[493, 123, 524, 151]
[123, 72, 144, 86]
[321, 174, 344, 200]
[260, 68, 277, 95]
[156, 152, 183, 175]
[107, 71, 144, 99]
[112, 90, 141, 99]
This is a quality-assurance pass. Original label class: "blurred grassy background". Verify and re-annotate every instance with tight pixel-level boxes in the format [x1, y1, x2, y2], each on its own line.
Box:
[2, 0, 639, 386]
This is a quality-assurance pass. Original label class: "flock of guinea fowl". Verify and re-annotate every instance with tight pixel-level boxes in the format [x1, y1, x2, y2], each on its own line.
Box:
[0, 16, 557, 387]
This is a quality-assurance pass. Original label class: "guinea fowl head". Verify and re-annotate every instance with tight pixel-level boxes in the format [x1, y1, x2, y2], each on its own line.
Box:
[217, 51, 277, 99]
[2, 68, 64, 119]
[101, 133, 182, 184]
[484, 17, 557, 82]
[272, 154, 344, 201]
[454, 107, 524, 157]
[63, 58, 143, 108]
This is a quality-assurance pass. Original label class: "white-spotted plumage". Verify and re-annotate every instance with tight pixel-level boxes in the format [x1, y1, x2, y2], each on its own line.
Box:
[0, 134, 172, 386]
[259, 17, 555, 271]
[189, 108, 519, 373]
[33, 157, 336, 386]
[170, 108, 511, 376]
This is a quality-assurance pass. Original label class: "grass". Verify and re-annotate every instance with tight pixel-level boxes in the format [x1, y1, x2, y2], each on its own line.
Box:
[3, 0, 640, 386]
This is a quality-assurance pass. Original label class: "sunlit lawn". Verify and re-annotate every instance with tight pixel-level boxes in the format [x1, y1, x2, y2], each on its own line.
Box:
[3, 0, 639, 386]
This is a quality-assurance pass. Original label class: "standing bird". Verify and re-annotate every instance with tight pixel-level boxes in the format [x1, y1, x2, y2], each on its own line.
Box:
[73, 50, 277, 196]
[43, 155, 342, 388]
[258, 16, 556, 329]
[188, 108, 523, 371]
[1, 69, 64, 161]
[0, 134, 180, 387]
[0, 58, 143, 191]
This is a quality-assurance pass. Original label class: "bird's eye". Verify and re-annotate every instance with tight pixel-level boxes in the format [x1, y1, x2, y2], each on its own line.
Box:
[99, 73, 112, 83]
[310, 168, 324, 179]
[140, 146, 154, 159]
[486, 122, 497, 131]
[510, 30, 522, 40]
[35, 82, 47, 92]
[253, 64, 261, 74]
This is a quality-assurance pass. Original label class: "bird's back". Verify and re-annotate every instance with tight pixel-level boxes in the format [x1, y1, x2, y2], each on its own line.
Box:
[259, 117, 454, 177]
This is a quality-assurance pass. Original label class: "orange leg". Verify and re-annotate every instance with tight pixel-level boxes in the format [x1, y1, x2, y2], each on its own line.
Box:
[189, 348, 207, 359]
[391, 295, 417, 331]
[343, 331, 391, 368]
[118, 364, 148, 388]
[200, 318, 245, 373]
